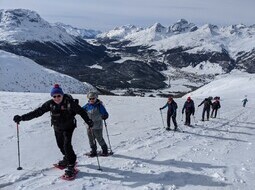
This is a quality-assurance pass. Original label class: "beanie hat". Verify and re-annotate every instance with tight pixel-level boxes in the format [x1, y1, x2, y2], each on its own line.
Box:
[187, 96, 191, 100]
[50, 84, 64, 97]
[87, 91, 98, 99]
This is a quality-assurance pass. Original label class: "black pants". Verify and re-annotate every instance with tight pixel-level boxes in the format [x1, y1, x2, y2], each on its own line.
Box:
[211, 108, 218, 118]
[167, 112, 177, 129]
[202, 108, 210, 120]
[185, 112, 192, 125]
[54, 129, 76, 165]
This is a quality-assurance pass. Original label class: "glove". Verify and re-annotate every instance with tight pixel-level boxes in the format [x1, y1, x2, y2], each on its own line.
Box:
[101, 115, 108, 120]
[87, 120, 94, 128]
[159, 108, 162, 110]
[13, 115, 22, 123]
[182, 111, 184, 114]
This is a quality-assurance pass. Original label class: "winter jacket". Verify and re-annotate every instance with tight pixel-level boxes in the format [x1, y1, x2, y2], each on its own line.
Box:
[20, 94, 92, 131]
[198, 98, 212, 109]
[82, 99, 108, 129]
[212, 100, 221, 109]
[161, 100, 178, 115]
[182, 100, 195, 114]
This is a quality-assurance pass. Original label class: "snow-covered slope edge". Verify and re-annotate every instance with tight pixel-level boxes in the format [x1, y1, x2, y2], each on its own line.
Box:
[184, 70, 255, 100]
[0, 50, 94, 93]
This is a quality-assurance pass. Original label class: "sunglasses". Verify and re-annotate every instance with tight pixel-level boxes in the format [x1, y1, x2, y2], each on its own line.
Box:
[89, 98, 95, 100]
[53, 95, 62, 98]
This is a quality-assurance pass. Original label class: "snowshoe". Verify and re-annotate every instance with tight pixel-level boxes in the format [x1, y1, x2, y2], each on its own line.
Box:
[61, 165, 79, 180]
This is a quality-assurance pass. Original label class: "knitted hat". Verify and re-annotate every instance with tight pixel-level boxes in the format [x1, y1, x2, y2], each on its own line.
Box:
[50, 84, 64, 97]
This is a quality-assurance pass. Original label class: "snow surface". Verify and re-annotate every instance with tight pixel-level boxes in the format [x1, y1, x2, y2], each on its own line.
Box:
[0, 73, 255, 189]
[0, 50, 94, 94]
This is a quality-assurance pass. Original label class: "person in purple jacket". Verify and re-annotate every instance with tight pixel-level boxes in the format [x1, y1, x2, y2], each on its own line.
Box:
[83, 91, 109, 157]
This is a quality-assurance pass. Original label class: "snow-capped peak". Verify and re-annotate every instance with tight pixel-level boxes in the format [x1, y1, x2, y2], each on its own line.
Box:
[97, 24, 142, 39]
[168, 19, 197, 33]
[0, 9, 77, 44]
[149, 22, 166, 33]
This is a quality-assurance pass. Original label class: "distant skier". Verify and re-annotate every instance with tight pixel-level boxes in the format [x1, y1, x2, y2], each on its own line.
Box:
[13, 84, 93, 179]
[160, 96, 178, 131]
[211, 96, 221, 118]
[82, 92, 109, 157]
[182, 97, 195, 126]
[198, 97, 213, 121]
[242, 97, 248, 107]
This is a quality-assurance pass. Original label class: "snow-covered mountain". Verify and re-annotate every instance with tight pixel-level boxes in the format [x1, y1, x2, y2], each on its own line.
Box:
[0, 50, 94, 93]
[99, 19, 255, 58]
[0, 9, 77, 45]
[54, 22, 101, 39]
[1, 71, 255, 189]
[0, 9, 109, 89]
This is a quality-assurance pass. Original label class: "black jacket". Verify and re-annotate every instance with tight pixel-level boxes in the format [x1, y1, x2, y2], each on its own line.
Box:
[198, 98, 212, 109]
[21, 94, 92, 131]
[182, 100, 195, 114]
[212, 100, 221, 109]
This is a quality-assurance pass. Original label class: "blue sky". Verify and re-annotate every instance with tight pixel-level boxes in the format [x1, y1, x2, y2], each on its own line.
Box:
[0, 0, 254, 31]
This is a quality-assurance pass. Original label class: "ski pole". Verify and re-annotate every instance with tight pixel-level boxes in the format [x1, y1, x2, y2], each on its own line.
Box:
[181, 113, 184, 121]
[90, 128, 102, 171]
[103, 120, 113, 155]
[16, 123, 23, 170]
[160, 110, 166, 128]
[193, 115, 196, 124]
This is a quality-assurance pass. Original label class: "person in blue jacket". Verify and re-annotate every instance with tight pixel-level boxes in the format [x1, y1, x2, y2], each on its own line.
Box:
[160, 96, 178, 131]
[83, 91, 109, 157]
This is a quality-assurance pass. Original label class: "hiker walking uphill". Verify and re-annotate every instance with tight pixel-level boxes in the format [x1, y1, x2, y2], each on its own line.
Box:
[182, 97, 195, 126]
[211, 97, 221, 118]
[198, 97, 213, 121]
[242, 97, 248, 107]
[160, 96, 178, 131]
[13, 84, 93, 179]
[82, 92, 109, 157]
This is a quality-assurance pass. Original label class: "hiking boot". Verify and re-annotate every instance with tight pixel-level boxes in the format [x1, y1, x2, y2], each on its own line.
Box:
[57, 159, 68, 168]
[64, 164, 75, 178]
[101, 144, 108, 156]
[88, 150, 97, 157]
[166, 127, 171, 131]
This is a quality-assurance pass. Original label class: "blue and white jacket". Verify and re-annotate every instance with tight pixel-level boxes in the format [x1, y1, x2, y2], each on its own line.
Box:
[82, 99, 108, 129]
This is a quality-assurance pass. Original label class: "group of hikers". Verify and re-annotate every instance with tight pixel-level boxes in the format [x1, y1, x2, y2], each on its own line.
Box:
[159, 96, 221, 131]
[12, 84, 249, 179]
[13, 84, 109, 179]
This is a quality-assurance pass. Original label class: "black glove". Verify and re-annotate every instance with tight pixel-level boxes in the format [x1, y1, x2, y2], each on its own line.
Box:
[13, 115, 22, 123]
[101, 115, 108, 120]
[182, 111, 184, 114]
[87, 120, 94, 128]
[159, 108, 162, 110]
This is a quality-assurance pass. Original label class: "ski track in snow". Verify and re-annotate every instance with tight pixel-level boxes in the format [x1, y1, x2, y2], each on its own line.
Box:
[1, 92, 255, 190]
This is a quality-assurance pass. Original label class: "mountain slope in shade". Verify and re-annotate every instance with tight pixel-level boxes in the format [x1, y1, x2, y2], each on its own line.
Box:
[0, 50, 94, 93]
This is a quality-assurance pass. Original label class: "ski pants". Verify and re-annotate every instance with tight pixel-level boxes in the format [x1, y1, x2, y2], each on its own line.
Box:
[185, 111, 192, 125]
[54, 128, 76, 165]
[87, 128, 107, 152]
[211, 108, 218, 118]
[167, 112, 177, 128]
[202, 108, 210, 120]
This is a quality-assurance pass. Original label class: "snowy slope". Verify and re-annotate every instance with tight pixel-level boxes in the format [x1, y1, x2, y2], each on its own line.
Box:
[0, 50, 94, 93]
[186, 70, 255, 99]
[0, 72, 255, 189]
[0, 9, 77, 45]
